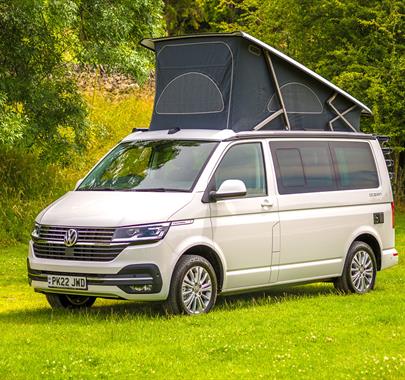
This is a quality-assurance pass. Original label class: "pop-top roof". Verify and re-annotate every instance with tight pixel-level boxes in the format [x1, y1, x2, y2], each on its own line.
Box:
[141, 31, 371, 133]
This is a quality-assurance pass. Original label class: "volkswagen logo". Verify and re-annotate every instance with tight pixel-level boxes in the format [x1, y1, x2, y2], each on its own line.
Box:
[64, 229, 78, 247]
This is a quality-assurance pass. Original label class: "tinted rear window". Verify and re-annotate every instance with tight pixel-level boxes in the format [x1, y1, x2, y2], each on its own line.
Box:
[270, 141, 336, 194]
[331, 141, 379, 189]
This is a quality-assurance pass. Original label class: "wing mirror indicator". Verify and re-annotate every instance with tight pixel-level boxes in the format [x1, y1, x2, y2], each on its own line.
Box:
[209, 179, 247, 202]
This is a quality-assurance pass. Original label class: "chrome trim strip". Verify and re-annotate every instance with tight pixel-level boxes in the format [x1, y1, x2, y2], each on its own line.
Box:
[32, 239, 126, 247]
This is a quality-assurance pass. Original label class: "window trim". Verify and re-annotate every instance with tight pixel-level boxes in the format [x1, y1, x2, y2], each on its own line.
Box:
[202, 141, 268, 203]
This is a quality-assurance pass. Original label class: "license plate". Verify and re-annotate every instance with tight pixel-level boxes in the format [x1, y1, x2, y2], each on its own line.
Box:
[47, 275, 87, 290]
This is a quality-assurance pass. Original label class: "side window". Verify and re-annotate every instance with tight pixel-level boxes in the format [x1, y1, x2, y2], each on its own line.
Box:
[270, 141, 336, 194]
[214, 143, 266, 197]
[331, 141, 379, 189]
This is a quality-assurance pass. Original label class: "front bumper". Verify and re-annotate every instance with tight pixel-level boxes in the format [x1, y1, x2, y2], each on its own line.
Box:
[27, 239, 176, 301]
[28, 261, 162, 298]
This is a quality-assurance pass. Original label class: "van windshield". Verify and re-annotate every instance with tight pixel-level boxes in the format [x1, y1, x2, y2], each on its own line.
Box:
[77, 140, 218, 192]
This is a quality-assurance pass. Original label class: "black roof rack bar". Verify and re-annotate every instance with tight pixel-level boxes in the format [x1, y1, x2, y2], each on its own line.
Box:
[132, 128, 149, 133]
[375, 135, 390, 144]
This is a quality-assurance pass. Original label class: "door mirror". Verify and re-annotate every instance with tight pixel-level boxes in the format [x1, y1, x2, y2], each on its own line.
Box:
[210, 179, 247, 202]
[74, 178, 84, 190]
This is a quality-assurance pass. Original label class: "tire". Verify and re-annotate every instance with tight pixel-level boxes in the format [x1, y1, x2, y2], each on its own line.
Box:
[45, 293, 96, 309]
[163, 255, 218, 315]
[334, 241, 377, 294]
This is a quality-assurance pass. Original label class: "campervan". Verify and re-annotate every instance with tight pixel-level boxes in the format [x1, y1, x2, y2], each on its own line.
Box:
[28, 32, 398, 314]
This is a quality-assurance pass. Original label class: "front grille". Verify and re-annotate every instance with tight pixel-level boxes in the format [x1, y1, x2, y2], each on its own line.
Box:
[33, 242, 125, 262]
[37, 226, 115, 243]
[33, 225, 124, 262]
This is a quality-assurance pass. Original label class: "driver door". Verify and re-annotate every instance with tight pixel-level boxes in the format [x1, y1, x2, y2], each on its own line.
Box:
[208, 142, 278, 291]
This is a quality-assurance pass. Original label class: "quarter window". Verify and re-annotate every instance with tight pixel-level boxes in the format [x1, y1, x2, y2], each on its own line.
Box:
[331, 141, 379, 189]
[214, 143, 266, 197]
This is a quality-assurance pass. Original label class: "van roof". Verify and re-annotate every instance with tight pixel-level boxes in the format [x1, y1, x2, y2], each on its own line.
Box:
[123, 129, 375, 143]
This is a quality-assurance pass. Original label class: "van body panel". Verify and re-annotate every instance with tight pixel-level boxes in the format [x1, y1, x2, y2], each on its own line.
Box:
[38, 191, 193, 227]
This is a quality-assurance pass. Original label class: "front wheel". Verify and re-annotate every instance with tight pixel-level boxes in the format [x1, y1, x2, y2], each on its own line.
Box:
[334, 241, 377, 294]
[163, 255, 218, 315]
[46, 293, 96, 309]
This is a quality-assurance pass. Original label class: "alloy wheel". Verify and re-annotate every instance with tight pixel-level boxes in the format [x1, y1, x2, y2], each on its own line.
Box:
[181, 265, 213, 314]
[350, 250, 374, 292]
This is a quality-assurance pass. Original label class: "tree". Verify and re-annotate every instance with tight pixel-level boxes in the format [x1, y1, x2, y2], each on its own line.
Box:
[0, 0, 163, 162]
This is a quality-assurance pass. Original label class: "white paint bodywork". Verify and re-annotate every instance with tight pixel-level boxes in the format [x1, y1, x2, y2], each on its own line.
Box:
[28, 129, 398, 300]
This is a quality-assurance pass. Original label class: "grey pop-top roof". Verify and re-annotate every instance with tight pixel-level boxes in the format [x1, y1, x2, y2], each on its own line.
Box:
[141, 31, 372, 133]
[141, 31, 371, 114]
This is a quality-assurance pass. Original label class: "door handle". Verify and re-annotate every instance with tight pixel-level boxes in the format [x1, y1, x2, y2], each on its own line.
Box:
[261, 199, 274, 208]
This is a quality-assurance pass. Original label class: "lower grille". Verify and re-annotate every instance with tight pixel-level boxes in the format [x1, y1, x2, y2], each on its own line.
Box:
[33, 242, 126, 262]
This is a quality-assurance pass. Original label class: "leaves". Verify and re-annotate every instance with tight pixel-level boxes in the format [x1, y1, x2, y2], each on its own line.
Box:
[0, 0, 164, 161]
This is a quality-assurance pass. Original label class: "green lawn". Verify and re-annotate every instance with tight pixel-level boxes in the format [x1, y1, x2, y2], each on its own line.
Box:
[0, 215, 404, 379]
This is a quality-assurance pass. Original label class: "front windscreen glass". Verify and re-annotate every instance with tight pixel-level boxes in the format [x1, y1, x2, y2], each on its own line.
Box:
[78, 140, 218, 192]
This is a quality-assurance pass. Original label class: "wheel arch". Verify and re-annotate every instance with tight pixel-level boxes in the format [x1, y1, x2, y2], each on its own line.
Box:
[179, 245, 225, 292]
[351, 233, 382, 271]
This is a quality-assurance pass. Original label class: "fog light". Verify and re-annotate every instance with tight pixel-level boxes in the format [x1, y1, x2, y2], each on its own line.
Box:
[130, 284, 153, 292]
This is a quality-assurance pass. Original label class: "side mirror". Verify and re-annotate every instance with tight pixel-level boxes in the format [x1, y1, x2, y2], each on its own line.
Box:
[74, 178, 84, 190]
[210, 179, 247, 202]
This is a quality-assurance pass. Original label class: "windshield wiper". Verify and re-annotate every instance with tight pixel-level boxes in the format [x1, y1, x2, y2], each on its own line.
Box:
[77, 187, 116, 191]
[132, 188, 189, 193]
[77, 187, 189, 192]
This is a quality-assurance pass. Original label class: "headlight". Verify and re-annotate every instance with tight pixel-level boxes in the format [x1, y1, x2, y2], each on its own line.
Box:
[31, 223, 40, 239]
[112, 222, 171, 243]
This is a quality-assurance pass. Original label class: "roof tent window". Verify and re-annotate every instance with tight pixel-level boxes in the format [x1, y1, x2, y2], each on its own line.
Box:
[156, 72, 224, 114]
[153, 41, 233, 122]
[268, 82, 323, 114]
[157, 42, 231, 68]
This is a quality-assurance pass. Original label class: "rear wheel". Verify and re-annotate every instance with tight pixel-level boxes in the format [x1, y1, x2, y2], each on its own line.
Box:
[46, 293, 96, 309]
[334, 241, 377, 294]
[163, 255, 217, 315]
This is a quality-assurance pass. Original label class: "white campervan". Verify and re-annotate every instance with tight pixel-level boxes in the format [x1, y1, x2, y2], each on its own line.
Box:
[28, 129, 398, 314]
[27, 32, 398, 314]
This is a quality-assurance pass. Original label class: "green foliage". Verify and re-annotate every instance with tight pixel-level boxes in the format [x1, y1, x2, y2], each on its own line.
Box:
[0, 92, 27, 146]
[55, 0, 164, 79]
[0, 0, 163, 161]
[0, 1, 88, 161]
[164, 0, 208, 34]
[0, 147, 71, 247]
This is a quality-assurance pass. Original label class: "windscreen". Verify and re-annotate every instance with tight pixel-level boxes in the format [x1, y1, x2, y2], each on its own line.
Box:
[78, 140, 218, 192]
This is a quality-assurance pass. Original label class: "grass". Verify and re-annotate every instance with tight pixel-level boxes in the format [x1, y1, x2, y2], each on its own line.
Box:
[0, 215, 404, 379]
